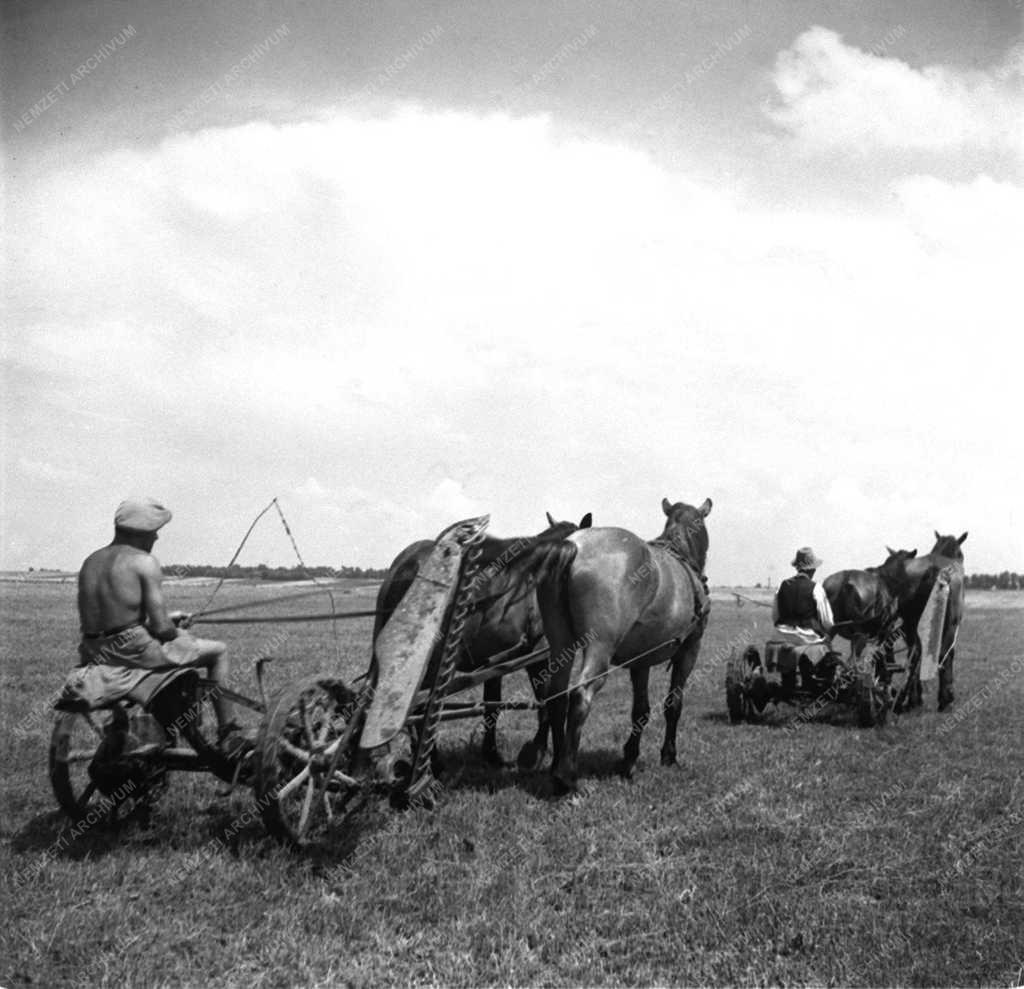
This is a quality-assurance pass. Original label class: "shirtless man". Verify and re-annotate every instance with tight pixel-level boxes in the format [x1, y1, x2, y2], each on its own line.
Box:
[67, 496, 239, 744]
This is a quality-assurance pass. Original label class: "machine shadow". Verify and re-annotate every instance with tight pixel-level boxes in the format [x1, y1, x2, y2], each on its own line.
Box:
[700, 704, 867, 729]
[9, 808, 150, 865]
[438, 741, 626, 799]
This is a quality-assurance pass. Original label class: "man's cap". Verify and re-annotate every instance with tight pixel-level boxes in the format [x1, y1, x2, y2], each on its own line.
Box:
[115, 497, 172, 533]
[791, 546, 823, 570]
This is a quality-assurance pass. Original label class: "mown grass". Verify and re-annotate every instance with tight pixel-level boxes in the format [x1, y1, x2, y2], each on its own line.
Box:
[1, 581, 1023, 987]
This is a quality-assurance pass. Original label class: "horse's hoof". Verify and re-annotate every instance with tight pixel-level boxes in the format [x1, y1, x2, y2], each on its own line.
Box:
[482, 746, 506, 768]
[516, 741, 546, 773]
[618, 759, 636, 780]
[550, 768, 577, 796]
[660, 753, 678, 768]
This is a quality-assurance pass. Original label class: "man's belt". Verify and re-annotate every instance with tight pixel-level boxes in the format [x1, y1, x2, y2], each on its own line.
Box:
[81, 621, 143, 640]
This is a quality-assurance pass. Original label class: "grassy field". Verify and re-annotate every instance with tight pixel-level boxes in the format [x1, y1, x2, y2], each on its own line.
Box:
[2, 580, 1023, 987]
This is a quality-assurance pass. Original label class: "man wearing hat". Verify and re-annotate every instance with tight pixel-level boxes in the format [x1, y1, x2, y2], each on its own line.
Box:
[772, 547, 836, 688]
[65, 497, 240, 747]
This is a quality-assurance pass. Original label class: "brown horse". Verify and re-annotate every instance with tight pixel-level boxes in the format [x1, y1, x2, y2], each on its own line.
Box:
[529, 497, 712, 791]
[823, 548, 920, 707]
[823, 551, 916, 643]
[373, 511, 593, 764]
[875, 532, 967, 710]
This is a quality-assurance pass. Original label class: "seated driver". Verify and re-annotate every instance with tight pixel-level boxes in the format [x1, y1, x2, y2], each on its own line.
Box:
[63, 496, 242, 750]
[773, 546, 835, 676]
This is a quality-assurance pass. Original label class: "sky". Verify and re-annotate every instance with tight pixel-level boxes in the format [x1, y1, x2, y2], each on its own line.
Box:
[2, 0, 1022, 583]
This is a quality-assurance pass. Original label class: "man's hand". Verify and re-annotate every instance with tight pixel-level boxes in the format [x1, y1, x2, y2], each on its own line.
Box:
[169, 610, 194, 629]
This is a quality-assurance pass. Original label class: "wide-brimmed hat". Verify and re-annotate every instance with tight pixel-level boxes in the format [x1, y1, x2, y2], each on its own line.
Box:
[791, 546, 823, 570]
[115, 497, 172, 533]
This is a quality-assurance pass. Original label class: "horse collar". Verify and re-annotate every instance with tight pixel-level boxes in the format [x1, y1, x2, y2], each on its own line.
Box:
[650, 537, 703, 575]
[650, 538, 710, 625]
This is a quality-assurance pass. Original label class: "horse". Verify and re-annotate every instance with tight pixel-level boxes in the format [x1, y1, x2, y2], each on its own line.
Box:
[823, 548, 917, 658]
[373, 511, 593, 765]
[875, 532, 967, 710]
[528, 497, 712, 792]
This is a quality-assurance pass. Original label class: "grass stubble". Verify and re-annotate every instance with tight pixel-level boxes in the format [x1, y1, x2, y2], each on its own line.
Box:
[1, 581, 1022, 987]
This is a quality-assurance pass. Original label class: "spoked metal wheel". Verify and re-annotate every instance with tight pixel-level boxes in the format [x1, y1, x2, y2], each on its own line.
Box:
[255, 676, 370, 846]
[49, 706, 164, 824]
[725, 649, 748, 724]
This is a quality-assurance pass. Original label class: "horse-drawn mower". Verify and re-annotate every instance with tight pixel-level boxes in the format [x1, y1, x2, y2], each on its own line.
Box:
[50, 515, 543, 845]
[724, 636, 902, 727]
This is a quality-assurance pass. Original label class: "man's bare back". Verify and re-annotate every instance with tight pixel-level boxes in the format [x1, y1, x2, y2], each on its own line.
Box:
[78, 543, 174, 640]
[67, 497, 238, 738]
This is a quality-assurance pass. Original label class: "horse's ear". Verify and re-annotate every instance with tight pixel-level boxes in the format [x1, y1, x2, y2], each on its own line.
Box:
[546, 511, 556, 527]
[579, 512, 593, 529]
[934, 529, 941, 541]
[957, 531, 968, 545]
[908, 549, 917, 558]
[699, 498, 712, 517]
[662, 497, 672, 516]
[886, 545, 896, 556]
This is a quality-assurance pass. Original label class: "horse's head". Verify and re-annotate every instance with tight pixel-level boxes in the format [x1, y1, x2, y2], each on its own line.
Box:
[871, 546, 918, 593]
[930, 530, 967, 561]
[658, 496, 712, 571]
[544, 511, 593, 539]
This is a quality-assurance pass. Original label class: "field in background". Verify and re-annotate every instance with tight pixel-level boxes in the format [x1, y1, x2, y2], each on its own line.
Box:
[2, 581, 1023, 987]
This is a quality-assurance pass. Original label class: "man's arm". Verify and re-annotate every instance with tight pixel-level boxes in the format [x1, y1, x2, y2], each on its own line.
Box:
[771, 592, 780, 625]
[813, 583, 834, 632]
[139, 555, 178, 642]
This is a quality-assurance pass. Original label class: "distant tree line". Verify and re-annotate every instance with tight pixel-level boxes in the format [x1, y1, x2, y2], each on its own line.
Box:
[965, 572, 1022, 590]
[164, 563, 388, 581]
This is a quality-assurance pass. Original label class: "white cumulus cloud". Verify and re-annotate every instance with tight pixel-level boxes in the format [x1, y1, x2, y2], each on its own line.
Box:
[4, 106, 1022, 575]
[768, 26, 1024, 157]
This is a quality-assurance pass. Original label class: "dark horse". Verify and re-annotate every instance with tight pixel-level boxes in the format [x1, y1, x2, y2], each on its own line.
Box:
[373, 511, 593, 765]
[875, 531, 967, 710]
[823, 550, 917, 644]
[529, 497, 712, 791]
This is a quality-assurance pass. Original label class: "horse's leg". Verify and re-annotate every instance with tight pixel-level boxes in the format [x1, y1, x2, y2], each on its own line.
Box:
[557, 640, 614, 791]
[661, 633, 701, 767]
[906, 630, 923, 709]
[938, 625, 957, 711]
[481, 675, 505, 766]
[520, 617, 576, 788]
[516, 659, 551, 772]
[544, 656, 575, 793]
[620, 665, 650, 779]
[893, 623, 916, 711]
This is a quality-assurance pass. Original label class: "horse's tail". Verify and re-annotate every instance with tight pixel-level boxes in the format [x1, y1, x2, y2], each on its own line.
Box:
[836, 582, 865, 627]
[533, 540, 580, 669]
[533, 539, 578, 594]
[825, 571, 870, 634]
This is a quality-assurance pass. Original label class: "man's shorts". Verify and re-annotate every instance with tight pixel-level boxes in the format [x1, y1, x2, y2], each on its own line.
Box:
[61, 627, 219, 709]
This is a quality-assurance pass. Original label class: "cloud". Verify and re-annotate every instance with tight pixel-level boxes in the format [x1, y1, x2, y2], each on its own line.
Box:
[18, 458, 88, 484]
[895, 173, 1024, 259]
[767, 27, 1024, 157]
[294, 477, 331, 499]
[427, 478, 483, 522]
[5, 106, 1022, 575]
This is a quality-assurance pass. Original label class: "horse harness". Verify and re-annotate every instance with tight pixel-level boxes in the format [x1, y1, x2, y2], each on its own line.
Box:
[649, 537, 711, 634]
